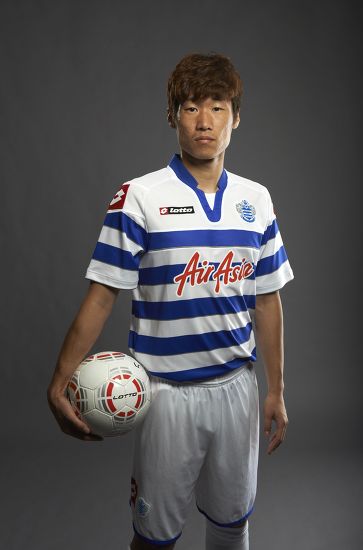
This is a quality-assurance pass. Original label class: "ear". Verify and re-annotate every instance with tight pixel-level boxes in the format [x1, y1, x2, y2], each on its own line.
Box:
[232, 111, 240, 130]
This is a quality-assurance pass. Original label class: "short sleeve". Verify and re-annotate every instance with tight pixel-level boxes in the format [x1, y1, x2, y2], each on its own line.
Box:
[255, 191, 294, 294]
[85, 182, 148, 289]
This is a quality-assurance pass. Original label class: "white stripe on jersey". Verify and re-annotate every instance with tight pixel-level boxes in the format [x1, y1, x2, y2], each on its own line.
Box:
[258, 229, 284, 260]
[86, 260, 138, 289]
[256, 260, 293, 294]
[98, 226, 143, 255]
[131, 310, 252, 339]
[133, 278, 256, 303]
[140, 246, 261, 269]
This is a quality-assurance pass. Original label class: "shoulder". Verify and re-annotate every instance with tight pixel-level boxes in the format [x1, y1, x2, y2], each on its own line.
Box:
[226, 170, 271, 200]
[107, 166, 172, 215]
[225, 170, 274, 227]
[129, 166, 171, 190]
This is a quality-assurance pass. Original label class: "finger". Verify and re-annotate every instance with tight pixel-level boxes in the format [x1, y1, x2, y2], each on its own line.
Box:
[61, 419, 103, 441]
[60, 397, 92, 434]
[69, 414, 91, 435]
[55, 404, 92, 436]
[267, 423, 288, 454]
[48, 392, 96, 438]
[267, 437, 282, 455]
[277, 418, 288, 444]
[281, 423, 288, 442]
[62, 404, 103, 440]
[65, 430, 103, 441]
[57, 410, 91, 435]
[267, 431, 283, 454]
[80, 432, 104, 441]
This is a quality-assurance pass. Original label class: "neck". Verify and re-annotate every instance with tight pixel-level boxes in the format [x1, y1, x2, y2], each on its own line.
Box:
[180, 151, 225, 193]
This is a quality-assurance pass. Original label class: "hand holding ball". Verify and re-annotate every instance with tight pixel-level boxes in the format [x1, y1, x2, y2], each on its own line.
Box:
[67, 352, 151, 437]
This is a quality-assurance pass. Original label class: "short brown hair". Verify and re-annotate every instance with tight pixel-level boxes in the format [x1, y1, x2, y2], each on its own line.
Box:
[167, 52, 243, 128]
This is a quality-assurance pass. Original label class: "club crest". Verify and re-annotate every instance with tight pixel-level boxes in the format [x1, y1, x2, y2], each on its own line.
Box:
[236, 199, 256, 223]
[136, 497, 151, 518]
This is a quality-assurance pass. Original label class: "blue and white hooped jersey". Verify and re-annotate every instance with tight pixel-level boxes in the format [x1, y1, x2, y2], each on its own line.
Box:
[86, 154, 294, 381]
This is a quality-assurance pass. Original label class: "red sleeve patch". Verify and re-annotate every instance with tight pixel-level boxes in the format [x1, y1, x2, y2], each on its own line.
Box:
[108, 183, 130, 211]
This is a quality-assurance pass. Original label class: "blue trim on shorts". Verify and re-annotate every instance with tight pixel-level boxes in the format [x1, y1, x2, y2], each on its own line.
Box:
[196, 504, 254, 527]
[133, 522, 182, 546]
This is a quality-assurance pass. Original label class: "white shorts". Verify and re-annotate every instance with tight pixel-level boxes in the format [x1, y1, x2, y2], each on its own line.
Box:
[130, 363, 259, 546]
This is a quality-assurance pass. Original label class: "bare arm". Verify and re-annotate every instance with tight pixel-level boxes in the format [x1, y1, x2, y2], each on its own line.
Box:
[47, 281, 119, 440]
[254, 290, 288, 454]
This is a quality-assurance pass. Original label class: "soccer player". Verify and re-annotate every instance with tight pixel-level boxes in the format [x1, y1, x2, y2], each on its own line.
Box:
[47, 52, 294, 550]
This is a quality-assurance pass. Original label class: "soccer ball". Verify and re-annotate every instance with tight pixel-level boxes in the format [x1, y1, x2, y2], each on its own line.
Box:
[67, 351, 151, 437]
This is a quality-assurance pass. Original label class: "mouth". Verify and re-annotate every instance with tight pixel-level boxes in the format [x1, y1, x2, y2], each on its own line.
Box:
[194, 136, 215, 143]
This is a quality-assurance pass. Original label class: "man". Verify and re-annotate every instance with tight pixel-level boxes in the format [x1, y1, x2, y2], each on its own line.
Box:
[47, 52, 294, 550]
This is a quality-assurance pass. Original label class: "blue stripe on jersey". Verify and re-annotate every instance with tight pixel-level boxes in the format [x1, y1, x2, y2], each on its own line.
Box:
[138, 262, 256, 286]
[147, 351, 257, 381]
[92, 242, 140, 271]
[261, 219, 279, 246]
[103, 212, 147, 250]
[148, 228, 261, 251]
[132, 294, 256, 320]
[129, 322, 252, 356]
[255, 245, 288, 277]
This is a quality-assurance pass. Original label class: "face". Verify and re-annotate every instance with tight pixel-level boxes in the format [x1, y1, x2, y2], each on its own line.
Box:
[172, 97, 240, 161]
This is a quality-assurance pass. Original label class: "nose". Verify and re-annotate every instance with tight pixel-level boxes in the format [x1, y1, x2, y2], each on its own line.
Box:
[196, 108, 212, 131]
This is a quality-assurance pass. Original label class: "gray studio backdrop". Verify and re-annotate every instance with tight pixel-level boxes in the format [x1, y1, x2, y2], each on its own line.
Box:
[1, 1, 362, 549]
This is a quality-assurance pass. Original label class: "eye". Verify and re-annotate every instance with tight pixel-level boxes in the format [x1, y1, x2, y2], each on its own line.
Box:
[184, 106, 198, 112]
[212, 106, 224, 112]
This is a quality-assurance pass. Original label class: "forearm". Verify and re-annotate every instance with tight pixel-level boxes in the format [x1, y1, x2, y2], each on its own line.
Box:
[48, 282, 118, 394]
[254, 291, 284, 394]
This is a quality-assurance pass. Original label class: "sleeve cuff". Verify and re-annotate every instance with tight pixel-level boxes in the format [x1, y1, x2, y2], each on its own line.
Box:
[85, 269, 138, 290]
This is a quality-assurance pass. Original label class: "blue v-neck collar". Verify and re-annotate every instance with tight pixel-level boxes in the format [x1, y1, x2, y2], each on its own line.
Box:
[168, 153, 227, 222]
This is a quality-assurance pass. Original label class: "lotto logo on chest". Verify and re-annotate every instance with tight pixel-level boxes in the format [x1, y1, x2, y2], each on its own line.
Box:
[159, 206, 195, 215]
[174, 250, 254, 297]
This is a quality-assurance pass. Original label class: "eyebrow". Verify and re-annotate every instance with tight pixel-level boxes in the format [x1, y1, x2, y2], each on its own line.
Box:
[183, 97, 228, 104]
